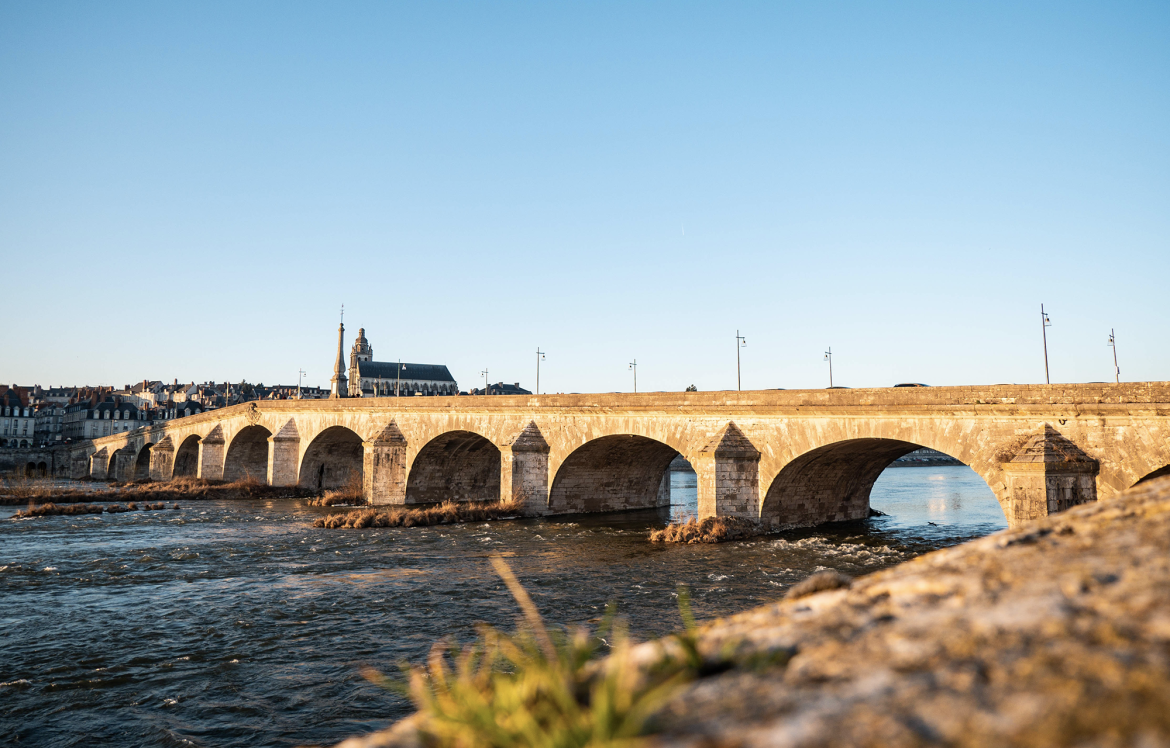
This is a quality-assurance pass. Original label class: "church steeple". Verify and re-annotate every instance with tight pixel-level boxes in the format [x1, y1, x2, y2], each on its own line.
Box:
[330, 306, 348, 399]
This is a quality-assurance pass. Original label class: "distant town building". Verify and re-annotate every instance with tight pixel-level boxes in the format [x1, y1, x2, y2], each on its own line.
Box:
[336, 326, 459, 397]
[0, 386, 34, 447]
[63, 397, 156, 440]
[470, 382, 532, 396]
[34, 402, 65, 445]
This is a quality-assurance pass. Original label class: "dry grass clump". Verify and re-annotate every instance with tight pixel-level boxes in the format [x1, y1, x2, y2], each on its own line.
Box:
[314, 499, 520, 529]
[307, 475, 367, 507]
[11, 500, 178, 519]
[649, 516, 762, 544]
[360, 557, 697, 747]
[3, 474, 311, 506]
[12, 502, 108, 518]
[0, 476, 61, 502]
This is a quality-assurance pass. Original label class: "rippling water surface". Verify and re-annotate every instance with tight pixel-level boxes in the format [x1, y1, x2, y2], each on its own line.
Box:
[0, 466, 1006, 747]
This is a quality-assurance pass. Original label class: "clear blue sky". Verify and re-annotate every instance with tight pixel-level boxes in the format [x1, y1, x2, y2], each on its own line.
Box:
[2, 2, 1167, 393]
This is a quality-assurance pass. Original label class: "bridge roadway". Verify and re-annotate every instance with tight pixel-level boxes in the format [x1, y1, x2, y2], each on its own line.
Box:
[68, 384, 1170, 529]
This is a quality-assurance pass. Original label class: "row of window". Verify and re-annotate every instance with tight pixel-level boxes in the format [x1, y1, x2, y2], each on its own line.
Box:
[3, 407, 30, 417]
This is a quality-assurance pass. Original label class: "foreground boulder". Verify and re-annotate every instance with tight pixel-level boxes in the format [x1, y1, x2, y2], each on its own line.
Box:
[651, 476, 1170, 746]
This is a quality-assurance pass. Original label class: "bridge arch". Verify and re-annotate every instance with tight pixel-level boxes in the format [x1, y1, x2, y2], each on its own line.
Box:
[760, 438, 1005, 527]
[173, 435, 200, 478]
[299, 426, 364, 492]
[548, 434, 679, 515]
[405, 430, 501, 504]
[1135, 465, 1170, 487]
[133, 442, 154, 481]
[224, 425, 272, 482]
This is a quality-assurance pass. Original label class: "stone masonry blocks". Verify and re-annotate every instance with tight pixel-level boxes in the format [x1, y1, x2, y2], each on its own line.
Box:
[364, 421, 407, 506]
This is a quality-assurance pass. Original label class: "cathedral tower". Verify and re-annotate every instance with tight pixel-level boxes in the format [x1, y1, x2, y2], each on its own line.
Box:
[348, 328, 373, 397]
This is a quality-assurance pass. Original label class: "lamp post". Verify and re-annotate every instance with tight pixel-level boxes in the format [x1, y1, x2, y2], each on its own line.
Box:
[536, 348, 545, 395]
[297, 369, 306, 399]
[481, 368, 489, 396]
[824, 347, 833, 388]
[396, 361, 405, 397]
[1041, 304, 1052, 384]
[1108, 329, 1120, 384]
[736, 330, 746, 391]
[629, 359, 637, 394]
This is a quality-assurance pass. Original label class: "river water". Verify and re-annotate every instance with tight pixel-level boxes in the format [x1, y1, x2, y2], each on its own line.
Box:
[1, 466, 1006, 747]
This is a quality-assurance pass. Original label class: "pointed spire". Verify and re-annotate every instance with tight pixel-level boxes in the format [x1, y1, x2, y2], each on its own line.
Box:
[330, 305, 348, 399]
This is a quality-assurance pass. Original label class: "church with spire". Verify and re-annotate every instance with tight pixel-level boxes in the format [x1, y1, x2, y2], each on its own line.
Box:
[328, 313, 459, 398]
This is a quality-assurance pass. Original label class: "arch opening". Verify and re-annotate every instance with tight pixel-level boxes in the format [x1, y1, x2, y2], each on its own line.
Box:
[133, 443, 154, 480]
[298, 426, 364, 492]
[223, 426, 272, 483]
[762, 439, 1005, 528]
[173, 435, 200, 478]
[37, 461, 47, 477]
[405, 431, 500, 504]
[548, 435, 679, 515]
[25, 461, 36, 477]
[1136, 465, 1170, 487]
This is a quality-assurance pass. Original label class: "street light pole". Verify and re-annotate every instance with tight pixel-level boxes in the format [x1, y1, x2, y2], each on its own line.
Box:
[736, 330, 747, 391]
[396, 361, 404, 397]
[824, 347, 833, 388]
[1041, 304, 1052, 384]
[481, 368, 489, 395]
[536, 348, 545, 395]
[297, 369, 306, 399]
[1108, 329, 1120, 384]
[629, 359, 637, 394]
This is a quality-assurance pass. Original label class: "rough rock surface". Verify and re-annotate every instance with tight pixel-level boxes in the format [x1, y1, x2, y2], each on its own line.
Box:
[651, 476, 1170, 746]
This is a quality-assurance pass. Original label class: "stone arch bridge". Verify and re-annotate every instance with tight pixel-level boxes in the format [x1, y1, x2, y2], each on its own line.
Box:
[67, 384, 1170, 529]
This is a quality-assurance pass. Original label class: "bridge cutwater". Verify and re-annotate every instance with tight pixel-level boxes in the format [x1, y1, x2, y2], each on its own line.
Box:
[68, 384, 1170, 529]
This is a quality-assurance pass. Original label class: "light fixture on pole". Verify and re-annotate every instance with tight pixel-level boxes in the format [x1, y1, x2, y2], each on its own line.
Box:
[481, 368, 489, 395]
[629, 359, 637, 394]
[1041, 304, 1052, 384]
[297, 368, 306, 399]
[736, 330, 747, 391]
[536, 348, 545, 395]
[396, 361, 405, 397]
[1108, 329, 1120, 384]
[824, 347, 833, 388]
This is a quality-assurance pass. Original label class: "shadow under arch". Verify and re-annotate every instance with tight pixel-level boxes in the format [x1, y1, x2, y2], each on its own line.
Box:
[1135, 464, 1170, 487]
[406, 431, 500, 504]
[761, 438, 1003, 528]
[299, 426, 364, 492]
[133, 443, 154, 480]
[173, 435, 201, 478]
[548, 435, 679, 515]
[224, 426, 272, 482]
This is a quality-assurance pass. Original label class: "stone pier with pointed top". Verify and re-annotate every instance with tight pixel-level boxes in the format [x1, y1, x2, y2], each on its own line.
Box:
[61, 384, 1170, 529]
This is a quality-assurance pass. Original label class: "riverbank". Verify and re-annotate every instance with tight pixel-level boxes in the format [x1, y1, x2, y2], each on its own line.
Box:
[0, 476, 312, 505]
[345, 476, 1170, 747]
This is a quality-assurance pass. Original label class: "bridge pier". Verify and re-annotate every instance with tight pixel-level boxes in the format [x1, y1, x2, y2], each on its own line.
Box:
[696, 423, 761, 520]
[1003, 425, 1099, 525]
[89, 447, 109, 479]
[363, 421, 407, 505]
[267, 419, 301, 487]
[198, 426, 225, 480]
[500, 422, 550, 515]
[149, 437, 174, 481]
[71, 450, 90, 479]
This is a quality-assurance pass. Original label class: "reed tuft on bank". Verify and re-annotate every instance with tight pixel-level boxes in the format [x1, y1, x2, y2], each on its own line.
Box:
[349, 557, 699, 748]
[313, 500, 520, 529]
